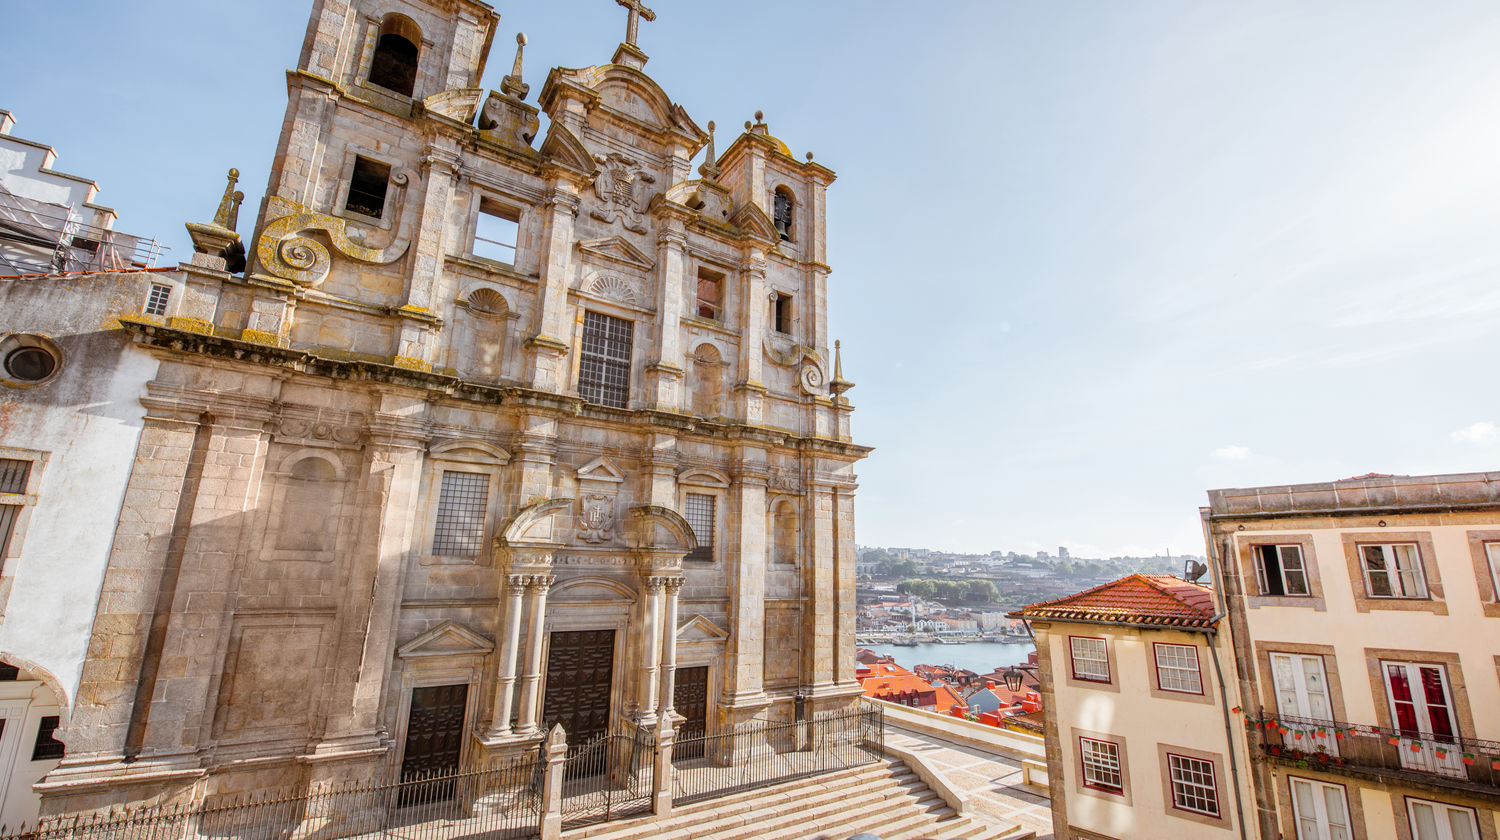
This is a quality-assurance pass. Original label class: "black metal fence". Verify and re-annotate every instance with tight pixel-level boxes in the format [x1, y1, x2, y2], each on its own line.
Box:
[559, 729, 657, 829]
[0, 754, 542, 840]
[1259, 712, 1500, 793]
[672, 703, 884, 805]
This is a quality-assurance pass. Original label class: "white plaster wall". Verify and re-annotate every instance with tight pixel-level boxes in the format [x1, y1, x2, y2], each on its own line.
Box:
[0, 138, 93, 209]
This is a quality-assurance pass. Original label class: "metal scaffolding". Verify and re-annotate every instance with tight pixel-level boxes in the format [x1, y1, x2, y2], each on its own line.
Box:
[0, 184, 165, 276]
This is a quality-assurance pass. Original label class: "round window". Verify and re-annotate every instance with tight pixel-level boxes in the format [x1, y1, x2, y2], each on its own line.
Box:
[5, 347, 56, 381]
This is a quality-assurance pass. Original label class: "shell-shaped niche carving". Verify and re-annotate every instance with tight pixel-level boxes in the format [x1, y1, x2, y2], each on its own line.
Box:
[468, 287, 508, 315]
[583, 273, 642, 307]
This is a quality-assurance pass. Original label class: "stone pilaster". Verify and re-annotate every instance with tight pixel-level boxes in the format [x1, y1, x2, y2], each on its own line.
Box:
[723, 453, 769, 715]
[658, 578, 682, 718]
[733, 250, 768, 425]
[527, 186, 581, 392]
[647, 220, 689, 411]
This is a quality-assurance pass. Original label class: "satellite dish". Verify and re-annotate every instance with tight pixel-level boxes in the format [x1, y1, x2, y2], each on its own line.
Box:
[1184, 560, 1208, 583]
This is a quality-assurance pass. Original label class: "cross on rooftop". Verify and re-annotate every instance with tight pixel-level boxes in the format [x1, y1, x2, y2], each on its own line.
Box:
[615, 0, 656, 47]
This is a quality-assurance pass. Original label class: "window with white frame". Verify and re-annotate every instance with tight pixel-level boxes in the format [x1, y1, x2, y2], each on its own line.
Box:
[473, 198, 519, 264]
[0, 458, 29, 566]
[1360, 543, 1426, 598]
[1254, 544, 1309, 596]
[430, 471, 489, 556]
[1407, 797, 1480, 840]
[1078, 737, 1122, 793]
[1290, 777, 1351, 840]
[1070, 636, 1109, 683]
[1168, 753, 1220, 818]
[143, 283, 172, 316]
[1154, 643, 1203, 694]
[684, 493, 715, 563]
[1485, 543, 1500, 601]
[579, 311, 632, 409]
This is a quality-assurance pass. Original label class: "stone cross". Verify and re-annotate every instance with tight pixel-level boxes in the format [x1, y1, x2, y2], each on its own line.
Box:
[615, 0, 656, 46]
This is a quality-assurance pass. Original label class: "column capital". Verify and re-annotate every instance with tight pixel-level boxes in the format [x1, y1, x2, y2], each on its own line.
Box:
[529, 574, 556, 594]
[545, 188, 581, 216]
[644, 576, 668, 593]
[663, 577, 685, 594]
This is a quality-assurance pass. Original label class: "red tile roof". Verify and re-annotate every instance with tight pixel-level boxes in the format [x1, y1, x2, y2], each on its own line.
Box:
[1011, 574, 1220, 628]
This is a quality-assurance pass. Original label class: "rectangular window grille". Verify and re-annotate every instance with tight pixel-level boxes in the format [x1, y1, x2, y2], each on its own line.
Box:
[345, 156, 391, 218]
[431, 471, 489, 556]
[1070, 637, 1109, 683]
[0, 459, 30, 494]
[1360, 543, 1426, 598]
[1155, 643, 1203, 693]
[1079, 737, 1122, 793]
[473, 198, 519, 263]
[31, 715, 64, 761]
[1254, 544, 1309, 596]
[1168, 754, 1220, 817]
[579, 311, 633, 409]
[143, 283, 172, 316]
[684, 493, 714, 563]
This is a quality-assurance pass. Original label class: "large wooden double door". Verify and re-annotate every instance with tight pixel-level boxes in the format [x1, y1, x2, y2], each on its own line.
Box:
[542, 629, 616, 745]
[399, 683, 469, 805]
[674, 666, 709, 759]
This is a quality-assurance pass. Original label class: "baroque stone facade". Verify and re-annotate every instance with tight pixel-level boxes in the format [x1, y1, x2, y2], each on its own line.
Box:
[36, 0, 868, 813]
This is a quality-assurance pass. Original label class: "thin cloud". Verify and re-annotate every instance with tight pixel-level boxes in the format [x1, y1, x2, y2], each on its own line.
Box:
[1213, 445, 1252, 461]
[1451, 422, 1497, 444]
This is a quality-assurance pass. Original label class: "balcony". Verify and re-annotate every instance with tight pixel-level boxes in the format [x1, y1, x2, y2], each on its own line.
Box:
[1258, 713, 1500, 799]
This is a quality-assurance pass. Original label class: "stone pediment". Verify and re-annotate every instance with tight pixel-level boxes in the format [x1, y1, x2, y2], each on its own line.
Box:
[577, 455, 626, 484]
[540, 122, 598, 176]
[730, 202, 777, 243]
[398, 621, 494, 659]
[578, 237, 655, 271]
[677, 614, 728, 643]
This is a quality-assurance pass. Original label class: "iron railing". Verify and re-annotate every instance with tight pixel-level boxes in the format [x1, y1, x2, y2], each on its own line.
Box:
[559, 729, 656, 829]
[0, 754, 542, 840]
[672, 703, 885, 805]
[1259, 712, 1500, 793]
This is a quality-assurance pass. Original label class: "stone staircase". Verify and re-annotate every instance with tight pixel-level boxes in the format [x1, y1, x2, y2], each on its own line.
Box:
[563, 760, 1035, 840]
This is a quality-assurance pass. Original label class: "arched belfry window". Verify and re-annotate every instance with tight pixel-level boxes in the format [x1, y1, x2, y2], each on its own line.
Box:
[369, 14, 421, 97]
[773, 187, 795, 242]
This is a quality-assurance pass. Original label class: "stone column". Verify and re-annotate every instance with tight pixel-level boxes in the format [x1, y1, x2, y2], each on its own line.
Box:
[515, 574, 554, 736]
[658, 578, 682, 718]
[724, 454, 770, 722]
[487, 574, 529, 737]
[637, 577, 665, 725]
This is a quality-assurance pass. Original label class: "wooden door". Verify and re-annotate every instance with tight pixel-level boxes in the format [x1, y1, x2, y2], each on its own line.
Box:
[543, 629, 615, 745]
[674, 666, 709, 759]
[399, 684, 468, 805]
[1270, 653, 1338, 756]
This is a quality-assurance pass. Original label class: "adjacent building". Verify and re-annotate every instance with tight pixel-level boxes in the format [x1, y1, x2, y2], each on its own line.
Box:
[1204, 473, 1500, 840]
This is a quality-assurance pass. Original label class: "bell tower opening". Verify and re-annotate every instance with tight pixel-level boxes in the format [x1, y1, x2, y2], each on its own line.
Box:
[368, 14, 421, 97]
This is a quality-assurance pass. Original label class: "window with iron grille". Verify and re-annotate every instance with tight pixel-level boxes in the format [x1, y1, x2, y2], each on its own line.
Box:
[579, 311, 632, 408]
[31, 715, 64, 761]
[431, 471, 489, 556]
[684, 493, 714, 562]
[1070, 636, 1109, 683]
[143, 283, 172, 317]
[1168, 754, 1220, 817]
[1079, 737, 1122, 793]
[1155, 643, 1203, 694]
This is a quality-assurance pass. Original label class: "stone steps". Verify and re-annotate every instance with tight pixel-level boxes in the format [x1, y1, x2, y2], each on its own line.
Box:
[561, 760, 1030, 840]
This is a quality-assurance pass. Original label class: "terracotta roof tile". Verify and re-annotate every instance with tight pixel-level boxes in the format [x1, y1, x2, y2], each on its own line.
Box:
[1011, 574, 1220, 629]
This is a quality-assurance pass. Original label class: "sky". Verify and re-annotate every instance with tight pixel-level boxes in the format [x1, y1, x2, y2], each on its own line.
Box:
[5, 1, 1500, 559]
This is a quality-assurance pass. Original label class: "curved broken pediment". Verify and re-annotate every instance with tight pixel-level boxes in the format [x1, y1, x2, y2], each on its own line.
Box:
[498, 497, 574, 546]
[541, 123, 598, 176]
[627, 505, 696, 553]
[730, 202, 777, 244]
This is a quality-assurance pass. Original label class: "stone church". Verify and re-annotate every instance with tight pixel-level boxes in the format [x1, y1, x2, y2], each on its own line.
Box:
[34, 0, 869, 812]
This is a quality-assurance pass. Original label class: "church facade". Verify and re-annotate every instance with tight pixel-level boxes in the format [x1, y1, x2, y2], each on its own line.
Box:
[35, 0, 868, 813]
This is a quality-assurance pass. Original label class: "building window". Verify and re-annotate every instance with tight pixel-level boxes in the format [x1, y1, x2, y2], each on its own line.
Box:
[368, 14, 421, 97]
[579, 311, 632, 409]
[1290, 777, 1351, 840]
[773, 187, 794, 242]
[143, 283, 172, 316]
[696, 268, 724, 321]
[1254, 544, 1309, 596]
[684, 493, 714, 563]
[1360, 543, 1426, 598]
[772, 293, 792, 335]
[1070, 636, 1110, 683]
[1407, 797, 1480, 840]
[1485, 543, 1500, 601]
[0, 335, 60, 384]
[1154, 643, 1203, 694]
[1167, 753, 1220, 818]
[30, 715, 64, 761]
[1079, 737, 1122, 793]
[345, 156, 392, 219]
[473, 198, 519, 264]
[0, 458, 31, 564]
[430, 471, 489, 556]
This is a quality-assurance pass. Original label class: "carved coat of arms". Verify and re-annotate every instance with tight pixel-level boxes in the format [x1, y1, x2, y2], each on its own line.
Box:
[578, 493, 615, 543]
[590, 153, 654, 233]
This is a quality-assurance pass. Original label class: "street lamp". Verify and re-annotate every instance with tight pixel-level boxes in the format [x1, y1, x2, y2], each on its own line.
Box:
[1002, 664, 1037, 693]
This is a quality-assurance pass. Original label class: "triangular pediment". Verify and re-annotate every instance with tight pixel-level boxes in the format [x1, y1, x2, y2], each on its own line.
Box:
[677, 614, 729, 643]
[541, 123, 598, 176]
[578, 236, 656, 271]
[730, 202, 777, 243]
[577, 455, 626, 484]
[398, 621, 494, 659]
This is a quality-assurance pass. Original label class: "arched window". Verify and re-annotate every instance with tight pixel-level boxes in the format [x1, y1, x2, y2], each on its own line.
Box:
[773, 187, 795, 242]
[690, 343, 724, 417]
[369, 14, 421, 97]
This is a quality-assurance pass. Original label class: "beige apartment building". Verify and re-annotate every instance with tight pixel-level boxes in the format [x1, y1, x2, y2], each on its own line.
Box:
[1015, 573, 1257, 840]
[1204, 472, 1500, 840]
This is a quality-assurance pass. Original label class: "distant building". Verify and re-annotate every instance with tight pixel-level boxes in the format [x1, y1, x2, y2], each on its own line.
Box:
[1059, 547, 1070, 559]
[856, 661, 965, 715]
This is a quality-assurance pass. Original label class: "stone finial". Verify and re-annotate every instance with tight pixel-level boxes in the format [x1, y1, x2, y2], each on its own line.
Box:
[830, 339, 854, 399]
[806, 151, 815, 162]
[546, 723, 567, 749]
[698, 120, 721, 181]
[212, 168, 241, 230]
[501, 32, 530, 100]
[754, 110, 765, 124]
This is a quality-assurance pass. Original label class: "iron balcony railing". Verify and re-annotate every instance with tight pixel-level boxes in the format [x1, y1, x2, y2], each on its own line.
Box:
[1257, 712, 1500, 794]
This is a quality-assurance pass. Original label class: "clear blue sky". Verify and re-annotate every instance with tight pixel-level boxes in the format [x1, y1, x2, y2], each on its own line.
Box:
[6, 1, 1500, 558]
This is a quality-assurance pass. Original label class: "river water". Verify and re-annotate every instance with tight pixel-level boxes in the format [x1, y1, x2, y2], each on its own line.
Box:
[859, 640, 1036, 676]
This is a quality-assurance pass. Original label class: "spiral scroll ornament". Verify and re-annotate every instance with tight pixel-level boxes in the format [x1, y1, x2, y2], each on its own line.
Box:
[799, 361, 825, 396]
[277, 237, 331, 286]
